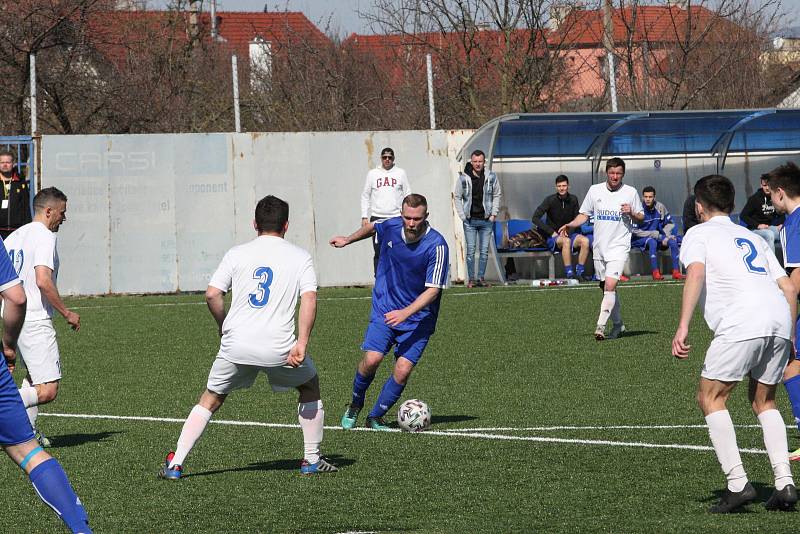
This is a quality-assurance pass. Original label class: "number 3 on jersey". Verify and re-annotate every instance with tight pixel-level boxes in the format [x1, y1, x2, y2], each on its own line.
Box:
[249, 266, 274, 308]
[735, 237, 767, 275]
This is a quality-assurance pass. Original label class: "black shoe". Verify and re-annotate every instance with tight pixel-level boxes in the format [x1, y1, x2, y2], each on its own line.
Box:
[765, 484, 798, 511]
[709, 482, 757, 513]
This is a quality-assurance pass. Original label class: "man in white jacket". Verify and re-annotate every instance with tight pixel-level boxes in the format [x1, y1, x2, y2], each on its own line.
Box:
[361, 147, 412, 273]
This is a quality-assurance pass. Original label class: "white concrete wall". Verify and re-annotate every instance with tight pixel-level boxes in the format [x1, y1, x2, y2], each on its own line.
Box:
[40, 130, 473, 295]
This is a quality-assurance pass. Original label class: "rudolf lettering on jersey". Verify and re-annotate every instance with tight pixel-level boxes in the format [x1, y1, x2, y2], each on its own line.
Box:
[376, 177, 398, 188]
[596, 208, 622, 221]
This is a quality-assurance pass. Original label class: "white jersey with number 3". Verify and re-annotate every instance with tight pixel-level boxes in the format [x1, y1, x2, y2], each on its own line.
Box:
[580, 183, 642, 261]
[4, 221, 59, 322]
[208, 235, 317, 367]
[680, 216, 790, 341]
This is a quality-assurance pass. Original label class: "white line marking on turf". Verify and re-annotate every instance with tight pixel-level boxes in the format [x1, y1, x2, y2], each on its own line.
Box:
[68, 281, 678, 309]
[440, 424, 771, 431]
[40, 413, 769, 455]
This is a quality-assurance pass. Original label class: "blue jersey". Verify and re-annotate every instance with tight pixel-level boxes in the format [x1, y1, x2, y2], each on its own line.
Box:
[636, 203, 675, 234]
[781, 206, 800, 272]
[0, 239, 20, 292]
[371, 217, 449, 331]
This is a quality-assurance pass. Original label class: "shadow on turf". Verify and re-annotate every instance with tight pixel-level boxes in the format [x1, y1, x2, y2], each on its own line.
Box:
[50, 431, 123, 448]
[616, 329, 657, 338]
[183, 454, 355, 478]
[431, 414, 478, 425]
[702, 482, 787, 513]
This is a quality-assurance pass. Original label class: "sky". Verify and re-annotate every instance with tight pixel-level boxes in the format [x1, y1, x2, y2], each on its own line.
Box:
[151, 0, 800, 37]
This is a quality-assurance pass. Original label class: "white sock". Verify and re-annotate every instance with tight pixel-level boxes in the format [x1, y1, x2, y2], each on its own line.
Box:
[19, 378, 39, 428]
[298, 400, 324, 464]
[610, 293, 622, 325]
[171, 405, 213, 467]
[706, 410, 748, 492]
[597, 291, 616, 328]
[758, 409, 794, 490]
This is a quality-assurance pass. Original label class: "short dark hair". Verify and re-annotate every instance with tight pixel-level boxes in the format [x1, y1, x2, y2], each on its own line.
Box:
[255, 195, 289, 233]
[402, 193, 428, 210]
[642, 186, 655, 195]
[33, 187, 67, 213]
[0, 150, 14, 161]
[694, 175, 735, 214]
[555, 175, 569, 184]
[471, 150, 486, 159]
[760, 173, 770, 183]
[605, 157, 625, 172]
[380, 147, 394, 157]
[766, 162, 800, 198]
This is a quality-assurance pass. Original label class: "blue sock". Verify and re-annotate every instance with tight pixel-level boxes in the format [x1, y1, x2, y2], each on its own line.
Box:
[368, 375, 406, 418]
[576, 264, 585, 277]
[647, 240, 658, 270]
[668, 239, 680, 270]
[785, 375, 800, 432]
[565, 265, 574, 278]
[351, 371, 375, 408]
[29, 458, 91, 534]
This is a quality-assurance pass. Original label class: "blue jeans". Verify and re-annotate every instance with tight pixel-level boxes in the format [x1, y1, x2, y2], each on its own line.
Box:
[752, 226, 781, 253]
[463, 218, 493, 281]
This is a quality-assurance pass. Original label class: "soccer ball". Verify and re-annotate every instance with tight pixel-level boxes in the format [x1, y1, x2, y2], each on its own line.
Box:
[397, 399, 431, 432]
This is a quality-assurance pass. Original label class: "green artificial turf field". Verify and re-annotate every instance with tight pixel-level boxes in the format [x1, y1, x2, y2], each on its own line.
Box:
[2, 281, 798, 532]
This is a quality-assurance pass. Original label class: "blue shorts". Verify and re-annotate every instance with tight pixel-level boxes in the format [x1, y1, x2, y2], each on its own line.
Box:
[0, 359, 35, 445]
[546, 233, 582, 254]
[361, 320, 433, 365]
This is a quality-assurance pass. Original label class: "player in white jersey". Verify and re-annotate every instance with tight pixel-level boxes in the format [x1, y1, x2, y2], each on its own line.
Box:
[159, 195, 337, 479]
[361, 147, 412, 273]
[5, 187, 80, 448]
[672, 174, 797, 513]
[558, 157, 643, 340]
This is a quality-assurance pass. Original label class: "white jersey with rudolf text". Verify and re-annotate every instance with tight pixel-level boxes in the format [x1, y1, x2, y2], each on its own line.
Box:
[5, 221, 59, 322]
[681, 215, 791, 342]
[208, 235, 317, 367]
[579, 183, 643, 261]
[361, 165, 411, 219]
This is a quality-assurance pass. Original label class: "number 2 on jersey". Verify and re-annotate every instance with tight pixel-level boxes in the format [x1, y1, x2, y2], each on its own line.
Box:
[734, 237, 767, 275]
[7, 249, 23, 276]
[248, 266, 274, 308]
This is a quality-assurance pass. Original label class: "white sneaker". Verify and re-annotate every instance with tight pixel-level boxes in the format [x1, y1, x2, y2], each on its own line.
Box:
[35, 429, 51, 448]
[594, 324, 606, 341]
[607, 323, 626, 340]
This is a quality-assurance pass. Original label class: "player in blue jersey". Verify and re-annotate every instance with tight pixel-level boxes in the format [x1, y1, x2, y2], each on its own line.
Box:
[630, 186, 684, 281]
[330, 194, 449, 431]
[766, 161, 800, 461]
[0, 239, 91, 532]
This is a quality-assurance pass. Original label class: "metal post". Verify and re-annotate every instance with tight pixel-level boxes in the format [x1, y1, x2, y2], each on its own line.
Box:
[232, 54, 241, 133]
[29, 53, 37, 134]
[426, 54, 436, 129]
[603, 0, 618, 112]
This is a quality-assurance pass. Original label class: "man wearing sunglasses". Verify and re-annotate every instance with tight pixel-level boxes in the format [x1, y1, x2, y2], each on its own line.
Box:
[360, 147, 412, 274]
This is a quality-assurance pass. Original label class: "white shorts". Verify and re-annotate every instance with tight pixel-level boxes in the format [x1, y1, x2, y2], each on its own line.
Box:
[206, 353, 317, 395]
[18, 319, 61, 384]
[701, 336, 791, 384]
[593, 259, 626, 281]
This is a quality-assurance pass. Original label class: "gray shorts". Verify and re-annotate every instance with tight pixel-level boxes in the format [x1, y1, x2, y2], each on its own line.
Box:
[701, 336, 791, 384]
[206, 353, 317, 395]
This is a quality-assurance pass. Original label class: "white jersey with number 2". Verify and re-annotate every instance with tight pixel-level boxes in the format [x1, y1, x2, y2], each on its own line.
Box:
[580, 183, 642, 261]
[5, 221, 59, 322]
[680, 215, 790, 342]
[208, 235, 317, 367]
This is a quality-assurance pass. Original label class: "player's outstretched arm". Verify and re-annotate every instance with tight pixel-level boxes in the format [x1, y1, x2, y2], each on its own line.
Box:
[672, 262, 704, 359]
[35, 266, 79, 331]
[288, 291, 317, 367]
[0, 284, 25, 372]
[329, 222, 376, 248]
[558, 213, 588, 236]
[205, 286, 226, 336]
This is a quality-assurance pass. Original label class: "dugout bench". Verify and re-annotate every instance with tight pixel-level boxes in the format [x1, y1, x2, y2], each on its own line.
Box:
[490, 219, 555, 284]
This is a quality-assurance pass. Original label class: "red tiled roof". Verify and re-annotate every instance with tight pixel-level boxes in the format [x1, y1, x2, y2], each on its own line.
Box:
[554, 5, 739, 46]
[87, 10, 330, 63]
